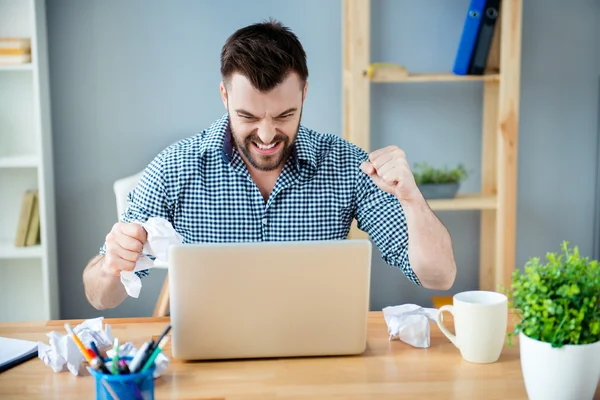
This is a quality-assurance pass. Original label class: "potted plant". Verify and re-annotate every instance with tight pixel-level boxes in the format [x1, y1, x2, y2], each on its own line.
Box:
[507, 241, 600, 400]
[412, 162, 468, 199]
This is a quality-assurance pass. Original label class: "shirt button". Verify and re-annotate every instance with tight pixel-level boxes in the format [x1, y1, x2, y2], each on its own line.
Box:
[262, 218, 268, 225]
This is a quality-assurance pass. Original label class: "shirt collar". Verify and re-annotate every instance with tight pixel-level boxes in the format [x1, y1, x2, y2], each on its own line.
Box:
[293, 125, 317, 171]
[214, 114, 317, 172]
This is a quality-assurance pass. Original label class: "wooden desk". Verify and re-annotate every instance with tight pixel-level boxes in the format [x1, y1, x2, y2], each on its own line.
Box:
[0, 312, 530, 399]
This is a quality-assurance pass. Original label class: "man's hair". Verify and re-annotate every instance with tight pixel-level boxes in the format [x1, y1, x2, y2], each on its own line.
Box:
[220, 18, 308, 92]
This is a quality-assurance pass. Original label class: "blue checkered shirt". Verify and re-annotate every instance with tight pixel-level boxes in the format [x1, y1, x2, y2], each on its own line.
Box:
[100, 114, 420, 285]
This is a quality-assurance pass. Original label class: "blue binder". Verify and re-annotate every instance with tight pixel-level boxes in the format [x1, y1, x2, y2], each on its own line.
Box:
[452, 0, 487, 75]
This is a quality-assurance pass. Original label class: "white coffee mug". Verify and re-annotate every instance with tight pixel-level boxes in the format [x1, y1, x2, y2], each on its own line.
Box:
[436, 290, 508, 363]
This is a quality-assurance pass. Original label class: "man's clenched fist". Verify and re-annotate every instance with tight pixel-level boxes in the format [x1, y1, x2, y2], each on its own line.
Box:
[102, 222, 147, 277]
[360, 145, 421, 203]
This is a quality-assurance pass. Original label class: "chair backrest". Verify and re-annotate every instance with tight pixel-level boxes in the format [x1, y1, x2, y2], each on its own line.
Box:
[113, 171, 143, 218]
[112, 170, 171, 317]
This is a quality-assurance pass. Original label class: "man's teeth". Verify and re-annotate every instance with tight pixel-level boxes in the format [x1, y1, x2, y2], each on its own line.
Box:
[256, 142, 276, 150]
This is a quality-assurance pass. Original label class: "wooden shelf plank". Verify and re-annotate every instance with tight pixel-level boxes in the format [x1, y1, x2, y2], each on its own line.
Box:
[0, 239, 42, 259]
[371, 71, 500, 83]
[0, 64, 33, 71]
[480, 80, 500, 291]
[427, 194, 497, 211]
[344, 0, 371, 240]
[343, 0, 371, 151]
[495, 0, 522, 290]
[0, 155, 39, 168]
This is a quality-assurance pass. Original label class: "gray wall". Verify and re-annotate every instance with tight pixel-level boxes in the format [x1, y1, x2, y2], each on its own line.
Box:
[47, 0, 600, 319]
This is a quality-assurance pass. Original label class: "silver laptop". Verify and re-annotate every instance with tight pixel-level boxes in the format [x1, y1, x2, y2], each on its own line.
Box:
[167, 239, 372, 360]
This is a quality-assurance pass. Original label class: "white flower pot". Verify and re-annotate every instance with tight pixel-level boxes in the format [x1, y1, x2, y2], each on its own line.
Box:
[519, 331, 600, 400]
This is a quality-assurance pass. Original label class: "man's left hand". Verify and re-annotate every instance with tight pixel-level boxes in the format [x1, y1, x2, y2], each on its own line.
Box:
[360, 145, 421, 203]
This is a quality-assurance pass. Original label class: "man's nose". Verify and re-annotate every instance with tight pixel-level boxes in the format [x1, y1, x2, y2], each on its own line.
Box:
[257, 121, 277, 144]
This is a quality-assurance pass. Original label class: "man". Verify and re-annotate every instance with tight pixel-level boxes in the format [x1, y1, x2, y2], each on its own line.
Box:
[83, 19, 457, 310]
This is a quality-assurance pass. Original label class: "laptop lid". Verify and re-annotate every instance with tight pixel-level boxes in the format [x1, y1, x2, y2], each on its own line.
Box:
[168, 239, 372, 360]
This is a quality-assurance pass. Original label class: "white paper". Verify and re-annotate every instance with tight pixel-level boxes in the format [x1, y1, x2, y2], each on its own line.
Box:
[121, 217, 183, 298]
[382, 304, 439, 348]
[0, 337, 38, 369]
[37, 317, 114, 376]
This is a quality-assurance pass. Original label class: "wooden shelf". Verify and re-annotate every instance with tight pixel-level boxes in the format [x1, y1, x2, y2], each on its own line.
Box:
[371, 71, 500, 83]
[0, 0, 60, 321]
[427, 194, 497, 211]
[0, 239, 42, 259]
[0, 64, 33, 71]
[0, 155, 39, 168]
[343, 0, 522, 292]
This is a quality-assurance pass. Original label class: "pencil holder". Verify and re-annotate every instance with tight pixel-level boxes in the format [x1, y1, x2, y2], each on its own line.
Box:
[89, 356, 156, 400]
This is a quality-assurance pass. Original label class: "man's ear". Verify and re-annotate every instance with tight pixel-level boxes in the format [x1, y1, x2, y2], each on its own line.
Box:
[219, 81, 228, 110]
[302, 81, 308, 102]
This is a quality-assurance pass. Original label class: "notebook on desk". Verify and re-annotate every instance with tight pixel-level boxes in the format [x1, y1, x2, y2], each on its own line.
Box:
[0, 337, 38, 373]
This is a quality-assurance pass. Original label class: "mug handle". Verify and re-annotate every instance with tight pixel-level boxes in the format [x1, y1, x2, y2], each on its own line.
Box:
[436, 305, 459, 348]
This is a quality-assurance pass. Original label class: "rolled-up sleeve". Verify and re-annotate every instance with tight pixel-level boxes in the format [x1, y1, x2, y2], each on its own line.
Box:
[353, 156, 422, 286]
[119, 154, 172, 225]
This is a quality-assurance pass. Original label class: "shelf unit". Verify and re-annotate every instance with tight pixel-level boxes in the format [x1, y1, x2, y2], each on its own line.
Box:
[342, 0, 522, 291]
[0, 0, 59, 322]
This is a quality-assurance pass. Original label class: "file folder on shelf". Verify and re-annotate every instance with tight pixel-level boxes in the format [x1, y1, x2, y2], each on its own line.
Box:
[468, 0, 501, 75]
[452, 0, 487, 75]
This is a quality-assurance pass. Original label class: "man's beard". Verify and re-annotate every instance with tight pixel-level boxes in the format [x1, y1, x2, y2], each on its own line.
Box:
[229, 112, 301, 172]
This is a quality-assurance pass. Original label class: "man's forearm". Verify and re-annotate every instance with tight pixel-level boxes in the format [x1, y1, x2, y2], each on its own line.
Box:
[82, 255, 128, 309]
[400, 194, 457, 290]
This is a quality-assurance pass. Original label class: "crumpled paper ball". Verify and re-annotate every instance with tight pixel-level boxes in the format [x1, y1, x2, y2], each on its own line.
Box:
[121, 216, 183, 298]
[382, 304, 439, 348]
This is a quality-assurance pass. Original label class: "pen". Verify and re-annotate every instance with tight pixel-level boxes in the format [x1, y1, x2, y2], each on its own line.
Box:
[118, 358, 130, 374]
[128, 340, 153, 373]
[64, 323, 93, 365]
[89, 341, 102, 358]
[87, 348, 111, 374]
[149, 324, 171, 354]
[131, 323, 171, 373]
[141, 335, 170, 373]
[67, 328, 121, 400]
[111, 338, 120, 375]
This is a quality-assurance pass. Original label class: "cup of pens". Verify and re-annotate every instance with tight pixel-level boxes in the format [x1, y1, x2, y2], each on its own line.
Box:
[89, 355, 155, 400]
[64, 322, 171, 400]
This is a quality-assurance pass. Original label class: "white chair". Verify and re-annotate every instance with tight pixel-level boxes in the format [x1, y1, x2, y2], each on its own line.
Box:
[113, 171, 170, 317]
[113, 171, 144, 220]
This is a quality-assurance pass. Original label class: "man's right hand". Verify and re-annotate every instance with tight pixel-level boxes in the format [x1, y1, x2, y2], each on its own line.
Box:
[102, 222, 147, 276]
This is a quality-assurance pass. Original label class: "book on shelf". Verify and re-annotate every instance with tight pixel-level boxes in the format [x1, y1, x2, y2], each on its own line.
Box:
[0, 38, 31, 65]
[14, 189, 40, 248]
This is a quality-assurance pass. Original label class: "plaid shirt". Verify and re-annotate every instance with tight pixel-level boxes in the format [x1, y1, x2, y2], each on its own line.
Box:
[100, 114, 420, 285]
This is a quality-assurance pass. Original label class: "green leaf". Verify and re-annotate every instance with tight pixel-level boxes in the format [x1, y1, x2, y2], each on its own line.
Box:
[507, 241, 600, 347]
[412, 162, 469, 184]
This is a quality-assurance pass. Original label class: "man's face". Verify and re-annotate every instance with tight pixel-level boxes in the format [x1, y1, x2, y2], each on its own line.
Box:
[220, 72, 307, 172]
